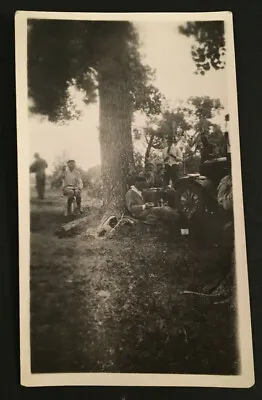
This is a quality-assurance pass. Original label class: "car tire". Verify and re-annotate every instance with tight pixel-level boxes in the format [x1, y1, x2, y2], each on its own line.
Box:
[175, 182, 207, 220]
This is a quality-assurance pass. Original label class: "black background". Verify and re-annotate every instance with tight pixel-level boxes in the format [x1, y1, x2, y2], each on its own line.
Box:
[1, 1, 262, 398]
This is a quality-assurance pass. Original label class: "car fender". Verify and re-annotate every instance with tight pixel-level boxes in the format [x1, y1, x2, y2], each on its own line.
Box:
[174, 175, 216, 198]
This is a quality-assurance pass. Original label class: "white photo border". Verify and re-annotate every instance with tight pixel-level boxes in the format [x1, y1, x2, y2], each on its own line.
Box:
[15, 10, 254, 388]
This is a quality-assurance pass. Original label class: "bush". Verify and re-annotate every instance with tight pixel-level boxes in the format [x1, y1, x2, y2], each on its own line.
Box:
[133, 151, 144, 175]
[84, 165, 103, 199]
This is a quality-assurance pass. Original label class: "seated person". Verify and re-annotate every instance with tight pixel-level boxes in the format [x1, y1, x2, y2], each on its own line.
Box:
[144, 162, 156, 188]
[125, 176, 180, 227]
[60, 160, 84, 214]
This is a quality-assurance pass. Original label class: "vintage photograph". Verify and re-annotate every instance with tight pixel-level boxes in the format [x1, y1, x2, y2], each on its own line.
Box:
[15, 11, 254, 387]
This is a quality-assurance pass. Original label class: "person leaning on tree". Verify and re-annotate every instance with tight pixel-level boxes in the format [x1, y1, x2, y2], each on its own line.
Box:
[29, 152, 48, 199]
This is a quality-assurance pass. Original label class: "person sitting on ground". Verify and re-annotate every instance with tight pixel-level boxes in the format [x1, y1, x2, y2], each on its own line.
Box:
[125, 176, 180, 227]
[144, 162, 156, 188]
[60, 160, 84, 215]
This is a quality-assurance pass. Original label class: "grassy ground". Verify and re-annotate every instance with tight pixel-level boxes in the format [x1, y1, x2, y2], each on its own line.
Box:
[30, 187, 239, 374]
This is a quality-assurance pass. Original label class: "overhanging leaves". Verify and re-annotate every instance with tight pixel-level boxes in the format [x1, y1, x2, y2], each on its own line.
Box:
[28, 19, 162, 122]
[179, 21, 226, 75]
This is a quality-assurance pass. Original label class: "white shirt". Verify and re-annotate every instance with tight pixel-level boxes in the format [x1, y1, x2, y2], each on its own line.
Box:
[130, 185, 146, 210]
[130, 185, 143, 198]
[62, 168, 83, 189]
[163, 144, 183, 166]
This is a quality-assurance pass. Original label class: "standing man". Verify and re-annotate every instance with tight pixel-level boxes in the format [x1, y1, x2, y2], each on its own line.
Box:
[61, 160, 84, 215]
[162, 136, 183, 187]
[30, 153, 48, 199]
[200, 131, 213, 164]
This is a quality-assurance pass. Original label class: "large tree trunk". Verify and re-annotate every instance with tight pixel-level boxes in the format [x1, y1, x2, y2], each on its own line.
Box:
[98, 68, 135, 217]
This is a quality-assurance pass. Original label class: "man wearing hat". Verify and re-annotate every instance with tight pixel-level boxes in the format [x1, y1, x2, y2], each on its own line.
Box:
[61, 160, 83, 215]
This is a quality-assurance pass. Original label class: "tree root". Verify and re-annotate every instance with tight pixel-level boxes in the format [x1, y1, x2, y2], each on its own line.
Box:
[96, 214, 138, 237]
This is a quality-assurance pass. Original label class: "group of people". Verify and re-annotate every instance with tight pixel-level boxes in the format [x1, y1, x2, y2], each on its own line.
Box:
[29, 132, 214, 223]
[144, 138, 184, 189]
[125, 138, 185, 227]
[125, 175, 180, 227]
[29, 136, 184, 221]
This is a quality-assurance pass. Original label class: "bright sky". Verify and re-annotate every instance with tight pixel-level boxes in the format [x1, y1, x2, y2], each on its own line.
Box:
[29, 21, 228, 173]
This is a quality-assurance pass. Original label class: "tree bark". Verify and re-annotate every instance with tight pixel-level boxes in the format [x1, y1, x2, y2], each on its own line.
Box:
[98, 67, 135, 216]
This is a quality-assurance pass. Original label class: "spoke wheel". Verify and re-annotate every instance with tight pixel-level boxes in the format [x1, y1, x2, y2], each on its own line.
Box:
[176, 183, 206, 219]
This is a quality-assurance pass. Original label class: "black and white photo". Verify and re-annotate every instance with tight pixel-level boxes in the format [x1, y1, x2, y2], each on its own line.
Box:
[15, 11, 254, 387]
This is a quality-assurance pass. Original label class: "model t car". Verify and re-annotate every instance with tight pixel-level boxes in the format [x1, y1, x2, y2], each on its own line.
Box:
[143, 115, 232, 243]
[173, 114, 231, 221]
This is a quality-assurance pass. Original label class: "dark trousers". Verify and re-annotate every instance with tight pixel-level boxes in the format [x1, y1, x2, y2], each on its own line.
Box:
[67, 194, 81, 212]
[164, 164, 181, 186]
[63, 187, 82, 213]
[36, 175, 46, 199]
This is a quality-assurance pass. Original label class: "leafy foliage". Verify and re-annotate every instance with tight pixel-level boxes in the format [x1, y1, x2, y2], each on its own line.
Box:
[188, 96, 223, 120]
[133, 151, 145, 174]
[179, 21, 226, 75]
[188, 96, 225, 157]
[134, 96, 226, 168]
[28, 19, 162, 122]
[28, 19, 78, 121]
[144, 109, 192, 151]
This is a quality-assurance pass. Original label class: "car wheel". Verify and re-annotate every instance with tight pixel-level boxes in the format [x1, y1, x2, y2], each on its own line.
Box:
[175, 182, 207, 220]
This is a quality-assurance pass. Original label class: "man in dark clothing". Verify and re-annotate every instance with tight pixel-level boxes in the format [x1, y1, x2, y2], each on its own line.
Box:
[200, 132, 213, 164]
[154, 163, 165, 188]
[30, 153, 48, 199]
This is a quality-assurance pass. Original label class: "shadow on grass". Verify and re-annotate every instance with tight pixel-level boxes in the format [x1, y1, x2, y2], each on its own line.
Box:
[30, 192, 239, 375]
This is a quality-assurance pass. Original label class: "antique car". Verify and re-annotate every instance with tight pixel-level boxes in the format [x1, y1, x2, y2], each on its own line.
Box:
[174, 116, 231, 221]
[142, 115, 232, 244]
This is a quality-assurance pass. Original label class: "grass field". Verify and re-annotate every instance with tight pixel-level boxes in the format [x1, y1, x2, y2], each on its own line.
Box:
[30, 187, 239, 374]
